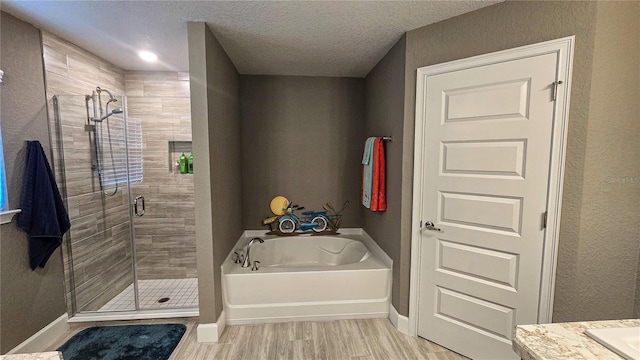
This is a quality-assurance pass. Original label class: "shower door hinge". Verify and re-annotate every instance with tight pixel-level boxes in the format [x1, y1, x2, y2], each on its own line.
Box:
[542, 211, 548, 229]
[552, 80, 563, 101]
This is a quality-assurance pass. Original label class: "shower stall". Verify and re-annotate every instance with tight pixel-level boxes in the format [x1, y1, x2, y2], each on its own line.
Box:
[50, 87, 198, 320]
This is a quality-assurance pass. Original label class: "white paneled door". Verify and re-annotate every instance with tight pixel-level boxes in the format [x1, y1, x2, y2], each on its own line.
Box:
[413, 40, 573, 360]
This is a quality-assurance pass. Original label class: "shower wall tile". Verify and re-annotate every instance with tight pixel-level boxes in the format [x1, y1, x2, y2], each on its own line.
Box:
[77, 259, 134, 311]
[133, 218, 186, 236]
[127, 98, 163, 115]
[141, 201, 169, 218]
[69, 127, 91, 150]
[142, 121, 175, 135]
[125, 71, 196, 281]
[99, 61, 126, 78]
[180, 116, 192, 130]
[126, 71, 179, 81]
[69, 213, 99, 241]
[161, 98, 191, 116]
[64, 170, 97, 197]
[42, 44, 69, 77]
[142, 139, 168, 151]
[42, 31, 133, 313]
[125, 80, 144, 96]
[143, 80, 190, 98]
[45, 72, 94, 97]
[43, 32, 126, 95]
[165, 202, 197, 219]
[135, 235, 153, 251]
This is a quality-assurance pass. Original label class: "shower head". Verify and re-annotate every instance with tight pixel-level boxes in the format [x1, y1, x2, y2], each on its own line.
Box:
[92, 108, 123, 122]
[96, 86, 117, 103]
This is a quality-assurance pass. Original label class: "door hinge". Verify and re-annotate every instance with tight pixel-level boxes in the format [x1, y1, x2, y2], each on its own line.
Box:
[552, 80, 563, 101]
[542, 211, 548, 229]
[419, 220, 423, 229]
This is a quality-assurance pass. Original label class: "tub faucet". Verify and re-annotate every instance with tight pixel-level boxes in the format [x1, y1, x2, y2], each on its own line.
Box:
[242, 237, 264, 268]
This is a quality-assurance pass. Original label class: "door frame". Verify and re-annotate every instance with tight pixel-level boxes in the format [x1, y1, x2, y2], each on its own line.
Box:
[408, 36, 575, 336]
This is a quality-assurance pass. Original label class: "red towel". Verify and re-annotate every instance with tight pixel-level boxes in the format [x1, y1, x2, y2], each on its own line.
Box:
[371, 138, 387, 211]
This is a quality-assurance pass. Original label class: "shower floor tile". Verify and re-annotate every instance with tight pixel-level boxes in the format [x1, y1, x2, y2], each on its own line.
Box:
[98, 278, 198, 312]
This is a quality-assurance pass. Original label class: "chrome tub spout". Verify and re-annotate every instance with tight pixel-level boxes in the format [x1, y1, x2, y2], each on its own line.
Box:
[242, 237, 264, 268]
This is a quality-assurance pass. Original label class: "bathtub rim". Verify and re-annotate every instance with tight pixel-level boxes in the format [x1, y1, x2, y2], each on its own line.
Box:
[229, 228, 393, 270]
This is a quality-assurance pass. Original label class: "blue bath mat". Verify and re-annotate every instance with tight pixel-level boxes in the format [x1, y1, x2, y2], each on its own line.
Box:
[57, 324, 186, 360]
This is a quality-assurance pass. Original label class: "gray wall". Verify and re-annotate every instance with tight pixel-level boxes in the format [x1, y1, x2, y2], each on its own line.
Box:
[402, 1, 640, 321]
[0, 12, 66, 353]
[362, 36, 407, 314]
[636, 247, 640, 318]
[575, 1, 639, 321]
[188, 22, 243, 324]
[240, 75, 364, 229]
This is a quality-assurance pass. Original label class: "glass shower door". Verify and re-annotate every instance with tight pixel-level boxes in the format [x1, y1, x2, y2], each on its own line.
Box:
[52, 95, 138, 314]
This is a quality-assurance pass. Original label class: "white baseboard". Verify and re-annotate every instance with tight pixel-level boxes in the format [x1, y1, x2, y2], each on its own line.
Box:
[389, 304, 409, 335]
[226, 311, 388, 326]
[197, 311, 225, 343]
[8, 313, 68, 354]
[216, 310, 226, 340]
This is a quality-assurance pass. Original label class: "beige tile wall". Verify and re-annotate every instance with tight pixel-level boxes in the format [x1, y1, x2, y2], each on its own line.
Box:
[42, 32, 197, 312]
[42, 32, 134, 312]
[125, 72, 196, 280]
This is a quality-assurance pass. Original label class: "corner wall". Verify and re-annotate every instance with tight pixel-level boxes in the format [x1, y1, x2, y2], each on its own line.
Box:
[0, 12, 66, 353]
[362, 35, 407, 313]
[188, 22, 243, 326]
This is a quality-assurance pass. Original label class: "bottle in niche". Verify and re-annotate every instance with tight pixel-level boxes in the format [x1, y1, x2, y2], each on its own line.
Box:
[188, 152, 194, 174]
[179, 153, 188, 174]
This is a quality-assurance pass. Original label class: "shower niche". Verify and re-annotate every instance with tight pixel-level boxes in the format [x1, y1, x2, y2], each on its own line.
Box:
[168, 140, 192, 174]
[51, 88, 198, 319]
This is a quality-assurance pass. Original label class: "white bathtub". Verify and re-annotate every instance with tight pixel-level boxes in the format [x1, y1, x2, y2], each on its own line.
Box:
[222, 231, 391, 324]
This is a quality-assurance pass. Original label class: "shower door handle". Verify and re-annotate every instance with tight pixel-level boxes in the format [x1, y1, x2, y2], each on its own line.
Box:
[134, 196, 145, 217]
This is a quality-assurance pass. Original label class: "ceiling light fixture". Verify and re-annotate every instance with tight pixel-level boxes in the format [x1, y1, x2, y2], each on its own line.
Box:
[138, 51, 158, 62]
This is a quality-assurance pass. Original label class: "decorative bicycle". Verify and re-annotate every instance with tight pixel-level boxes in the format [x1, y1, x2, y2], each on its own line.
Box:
[277, 203, 329, 233]
[262, 196, 332, 234]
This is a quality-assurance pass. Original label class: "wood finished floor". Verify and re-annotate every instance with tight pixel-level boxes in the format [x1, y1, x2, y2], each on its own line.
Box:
[50, 318, 468, 360]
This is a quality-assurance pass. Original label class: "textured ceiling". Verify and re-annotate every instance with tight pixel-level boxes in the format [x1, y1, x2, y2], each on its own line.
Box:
[2, 1, 500, 77]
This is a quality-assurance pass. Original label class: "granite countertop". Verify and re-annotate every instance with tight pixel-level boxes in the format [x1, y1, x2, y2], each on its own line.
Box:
[513, 319, 640, 360]
[0, 352, 62, 360]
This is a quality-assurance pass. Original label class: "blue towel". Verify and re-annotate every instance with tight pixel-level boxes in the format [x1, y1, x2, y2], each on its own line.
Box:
[362, 137, 375, 209]
[17, 141, 70, 270]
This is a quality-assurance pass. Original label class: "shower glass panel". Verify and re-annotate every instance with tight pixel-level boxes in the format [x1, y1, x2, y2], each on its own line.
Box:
[52, 88, 198, 317]
[126, 91, 198, 311]
[52, 94, 137, 314]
